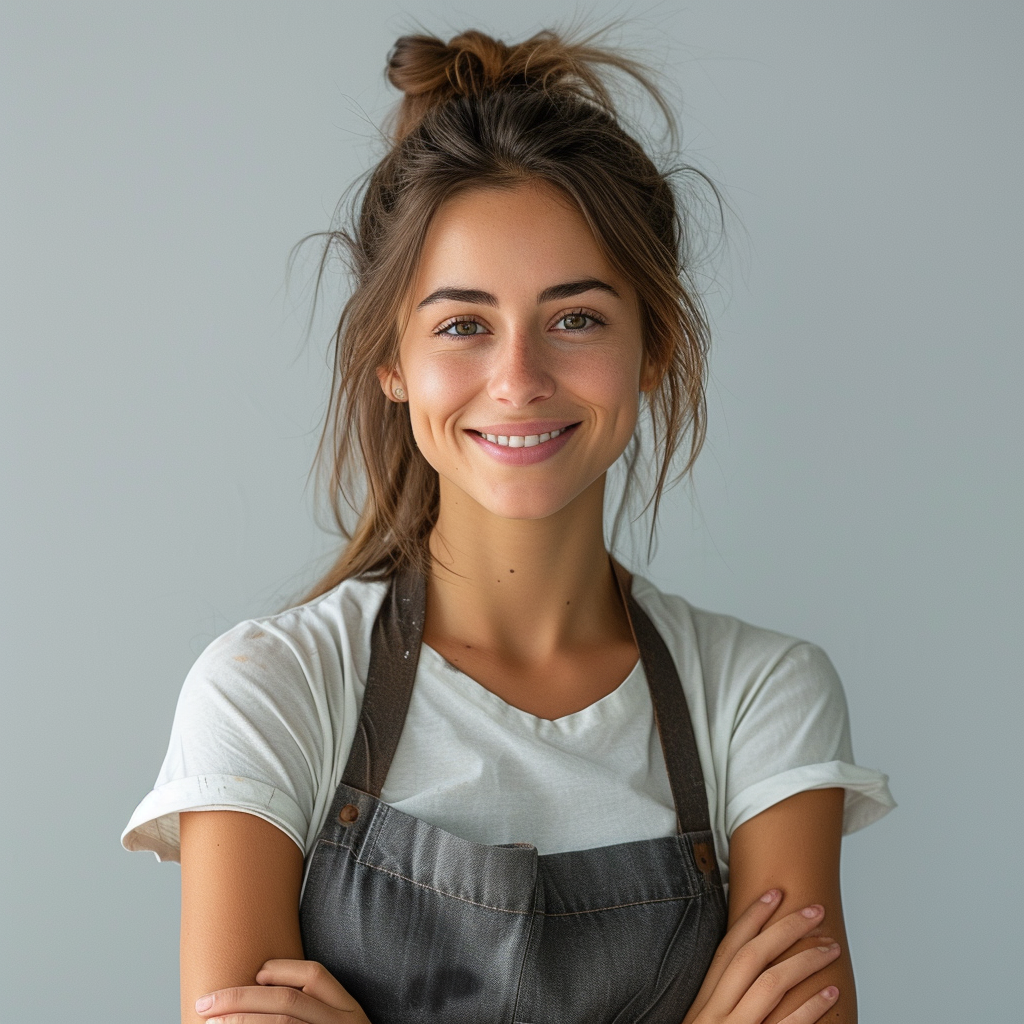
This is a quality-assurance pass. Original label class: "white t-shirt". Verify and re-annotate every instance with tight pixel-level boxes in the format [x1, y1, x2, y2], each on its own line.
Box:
[121, 573, 895, 889]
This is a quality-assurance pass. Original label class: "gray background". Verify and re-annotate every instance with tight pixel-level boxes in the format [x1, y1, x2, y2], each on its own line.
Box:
[2, 2, 1020, 1021]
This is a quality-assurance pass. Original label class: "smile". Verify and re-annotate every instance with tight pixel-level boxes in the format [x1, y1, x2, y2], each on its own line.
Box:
[474, 428, 569, 448]
[467, 422, 581, 465]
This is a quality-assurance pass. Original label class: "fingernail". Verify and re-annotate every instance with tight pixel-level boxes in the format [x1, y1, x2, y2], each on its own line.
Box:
[817, 942, 840, 953]
[822, 986, 839, 1000]
[195, 995, 213, 1012]
[802, 904, 824, 918]
[761, 889, 781, 903]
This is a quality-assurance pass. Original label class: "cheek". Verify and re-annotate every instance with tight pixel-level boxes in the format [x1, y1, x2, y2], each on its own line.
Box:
[404, 354, 480, 443]
[571, 348, 644, 429]
[585, 355, 640, 397]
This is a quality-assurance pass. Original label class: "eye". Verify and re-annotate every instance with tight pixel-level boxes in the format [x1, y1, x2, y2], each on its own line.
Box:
[554, 310, 606, 332]
[436, 317, 487, 337]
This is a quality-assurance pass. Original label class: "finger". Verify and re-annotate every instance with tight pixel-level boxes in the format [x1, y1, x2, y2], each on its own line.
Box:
[717, 889, 786, 965]
[196, 983, 336, 1024]
[703, 905, 831, 1014]
[206, 1016, 299, 1024]
[685, 889, 784, 1020]
[730, 942, 842, 1022]
[776, 985, 841, 1023]
[681, 889, 784, 1022]
[257, 960, 361, 1012]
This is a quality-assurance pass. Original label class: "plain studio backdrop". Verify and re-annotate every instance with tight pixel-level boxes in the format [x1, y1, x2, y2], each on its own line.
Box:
[1, 2, 1020, 1021]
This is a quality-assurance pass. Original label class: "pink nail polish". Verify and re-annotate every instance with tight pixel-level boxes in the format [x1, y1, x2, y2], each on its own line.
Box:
[761, 889, 780, 903]
[822, 986, 839, 1000]
[195, 995, 213, 1012]
[801, 904, 824, 918]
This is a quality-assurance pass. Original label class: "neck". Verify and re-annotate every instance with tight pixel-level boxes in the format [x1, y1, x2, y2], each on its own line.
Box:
[425, 474, 630, 663]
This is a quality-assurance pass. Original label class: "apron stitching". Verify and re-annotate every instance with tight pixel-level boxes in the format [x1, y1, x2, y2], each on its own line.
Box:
[364, 803, 386, 863]
[542, 893, 701, 916]
[317, 837, 704, 916]
[316, 839, 533, 914]
[510, 886, 542, 1024]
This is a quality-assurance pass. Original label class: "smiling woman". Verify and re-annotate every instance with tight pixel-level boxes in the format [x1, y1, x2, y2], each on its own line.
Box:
[120, 26, 894, 1024]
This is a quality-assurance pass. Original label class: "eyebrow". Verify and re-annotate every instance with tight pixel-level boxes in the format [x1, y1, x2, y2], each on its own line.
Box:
[414, 278, 620, 310]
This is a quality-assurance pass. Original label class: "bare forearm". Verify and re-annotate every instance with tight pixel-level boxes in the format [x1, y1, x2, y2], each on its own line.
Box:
[728, 790, 857, 1024]
[179, 810, 305, 1024]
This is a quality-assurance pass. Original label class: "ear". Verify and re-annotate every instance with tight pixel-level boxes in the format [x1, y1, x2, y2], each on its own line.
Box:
[639, 352, 665, 394]
[376, 365, 407, 402]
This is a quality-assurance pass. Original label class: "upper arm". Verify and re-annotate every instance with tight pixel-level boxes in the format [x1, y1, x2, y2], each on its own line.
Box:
[179, 809, 305, 1024]
[727, 787, 857, 1024]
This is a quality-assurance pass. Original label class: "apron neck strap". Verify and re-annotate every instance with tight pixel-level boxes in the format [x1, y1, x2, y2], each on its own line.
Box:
[609, 557, 713, 835]
[341, 564, 426, 798]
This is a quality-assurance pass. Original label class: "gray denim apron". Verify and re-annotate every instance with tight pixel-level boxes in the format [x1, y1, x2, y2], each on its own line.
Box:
[299, 562, 727, 1023]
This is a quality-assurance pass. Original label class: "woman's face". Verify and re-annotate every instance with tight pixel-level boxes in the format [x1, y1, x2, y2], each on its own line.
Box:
[383, 181, 654, 521]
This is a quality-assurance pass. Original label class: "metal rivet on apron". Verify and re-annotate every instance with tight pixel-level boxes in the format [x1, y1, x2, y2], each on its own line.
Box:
[338, 803, 360, 825]
[692, 840, 715, 875]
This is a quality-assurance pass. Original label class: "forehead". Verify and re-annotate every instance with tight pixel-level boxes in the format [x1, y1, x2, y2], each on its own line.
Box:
[411, 181, 620, 294]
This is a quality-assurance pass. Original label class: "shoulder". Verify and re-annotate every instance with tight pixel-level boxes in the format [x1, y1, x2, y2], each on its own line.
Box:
[171, 575, 392, 757]
[121, 576, 393, 861]
[630, 574, 895, 841]
[219, 573, 390, 659]
[629, 574, 835, 708]
[185, 575, 390, 700]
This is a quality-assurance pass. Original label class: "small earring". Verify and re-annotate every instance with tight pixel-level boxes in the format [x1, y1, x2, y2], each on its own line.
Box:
[392, 386, 406, 400]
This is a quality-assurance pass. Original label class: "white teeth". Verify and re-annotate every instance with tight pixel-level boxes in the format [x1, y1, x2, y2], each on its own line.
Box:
[481, 427, 568, 446]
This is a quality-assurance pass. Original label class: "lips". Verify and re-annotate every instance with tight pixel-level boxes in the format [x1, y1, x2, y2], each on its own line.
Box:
[467, 422, 581, 465]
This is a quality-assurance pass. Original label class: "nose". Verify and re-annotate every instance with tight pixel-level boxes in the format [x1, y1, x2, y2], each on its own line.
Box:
[486, 328, 556, 408]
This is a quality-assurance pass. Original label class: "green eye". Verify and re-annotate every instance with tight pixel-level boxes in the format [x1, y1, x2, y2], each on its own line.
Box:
[440, 319, 482, 336]
[560, 313, 591, 330]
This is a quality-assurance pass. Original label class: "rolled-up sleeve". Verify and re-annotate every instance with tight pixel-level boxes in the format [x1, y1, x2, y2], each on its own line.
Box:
[723, 642, 895, 837]
[121, 621, 324, 861]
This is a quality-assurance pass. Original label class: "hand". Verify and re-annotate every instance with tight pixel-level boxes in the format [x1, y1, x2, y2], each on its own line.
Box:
[681, 889, 841, 1024]
[194, 959, 372, 1023]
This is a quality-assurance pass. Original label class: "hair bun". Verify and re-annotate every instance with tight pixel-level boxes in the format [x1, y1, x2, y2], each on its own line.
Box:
[386, 29, 629, 140]
[387, 31, 511, 98]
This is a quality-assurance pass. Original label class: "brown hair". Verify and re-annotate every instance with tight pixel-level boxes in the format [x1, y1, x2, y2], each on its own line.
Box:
[293, 28, 720, 603]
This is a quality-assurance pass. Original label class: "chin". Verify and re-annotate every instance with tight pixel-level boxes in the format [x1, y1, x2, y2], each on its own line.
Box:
[475, 485, 584, 522]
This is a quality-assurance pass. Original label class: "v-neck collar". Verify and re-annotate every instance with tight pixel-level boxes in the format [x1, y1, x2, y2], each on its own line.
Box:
[418, 641, 645, 728]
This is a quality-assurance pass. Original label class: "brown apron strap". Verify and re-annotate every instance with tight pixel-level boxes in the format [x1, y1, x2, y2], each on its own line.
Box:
[342, 560, 714, 839]
[340, 565, 426, 796]
[609, 558, 713, 836]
